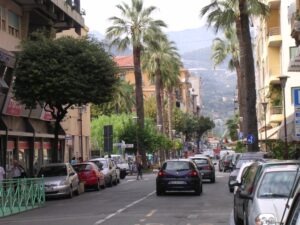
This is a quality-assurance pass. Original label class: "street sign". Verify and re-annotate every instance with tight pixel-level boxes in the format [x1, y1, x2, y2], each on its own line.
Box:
[293, 88, 300, 107]
[247, 134, 255, 144]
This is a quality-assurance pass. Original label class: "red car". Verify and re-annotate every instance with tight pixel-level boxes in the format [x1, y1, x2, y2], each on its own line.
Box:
[72, 162, 106, 191]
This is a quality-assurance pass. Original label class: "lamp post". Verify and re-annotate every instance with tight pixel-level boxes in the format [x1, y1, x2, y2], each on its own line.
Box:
[261, 102, 268, 151]
[279, 76, 289, 160]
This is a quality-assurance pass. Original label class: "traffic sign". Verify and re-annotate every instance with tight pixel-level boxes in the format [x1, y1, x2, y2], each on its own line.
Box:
[295, 107, 300, 138]
[247, 134, 255, 144]
[293, 88, 300, 107]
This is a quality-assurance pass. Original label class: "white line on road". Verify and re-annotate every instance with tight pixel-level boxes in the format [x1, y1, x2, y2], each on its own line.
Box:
[94, 191, 156, 225]
[146, 209, 157, 217]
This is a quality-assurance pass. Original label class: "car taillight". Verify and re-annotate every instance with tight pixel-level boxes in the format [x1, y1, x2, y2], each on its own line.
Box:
[158, 171, 165, 177]
[188, 170, 198, 177]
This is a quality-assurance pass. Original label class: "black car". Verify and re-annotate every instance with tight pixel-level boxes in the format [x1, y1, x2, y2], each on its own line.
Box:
[189, 155, 216, 183]
[156, 159, 203, 196]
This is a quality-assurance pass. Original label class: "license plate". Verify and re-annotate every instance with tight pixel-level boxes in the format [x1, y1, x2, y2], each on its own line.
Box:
[169, 181, 186, 184]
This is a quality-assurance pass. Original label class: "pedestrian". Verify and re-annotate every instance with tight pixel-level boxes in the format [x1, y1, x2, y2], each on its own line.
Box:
[136, 161, 143, 180]
[71, 157, 77, 165]
[12, 159, 27, 179]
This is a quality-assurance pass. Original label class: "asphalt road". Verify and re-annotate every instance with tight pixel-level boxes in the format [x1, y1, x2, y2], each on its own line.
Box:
[0, 170, 234, 225]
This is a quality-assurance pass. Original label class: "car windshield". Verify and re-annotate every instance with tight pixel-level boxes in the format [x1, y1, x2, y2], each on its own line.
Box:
[236, 159, 255, 169]
[99, 160, 108, 168]
[73, 164, 92, 172]
[163, 161, 190, 171]
[258, 171, 297, 198]
[38, 165, 67, 177]
[193, 159, 208, 165]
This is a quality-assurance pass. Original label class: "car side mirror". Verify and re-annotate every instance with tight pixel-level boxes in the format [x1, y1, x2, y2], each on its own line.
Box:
[69, 172, 75, 176]
[229, 180, 240, 187]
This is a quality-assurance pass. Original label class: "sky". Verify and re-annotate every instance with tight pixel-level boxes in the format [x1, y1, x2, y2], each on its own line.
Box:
[81, 0, 211, 34]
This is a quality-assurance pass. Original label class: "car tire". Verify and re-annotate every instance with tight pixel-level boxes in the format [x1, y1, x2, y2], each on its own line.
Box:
[107, 176, 113, 187]
[68, 186, 73, 199]
[195, 184, 202, 196]
[229, 187, 234, 193]
[243, 210, 249, 225]
[101, 180, 106, 189]
[120, 171, 126, 179]
[156, 186, 164, 196]
[95, 180, 101, 191]
[234, 208, 243, 225]
[210, 176, 215, 183]
[75, 185, 80, 196]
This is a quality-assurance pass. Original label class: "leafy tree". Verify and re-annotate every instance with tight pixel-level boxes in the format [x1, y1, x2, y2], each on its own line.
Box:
[106, 0, 167, 165]
[91, 80, 135, 118]
[14, 34, 118, 162]
[200, 0, 269, 152]
[225, 114, 239, 141]
[194, 116, 215, 151]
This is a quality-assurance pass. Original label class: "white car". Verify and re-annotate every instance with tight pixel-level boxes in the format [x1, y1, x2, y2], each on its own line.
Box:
[284, 177, 300, 225]
[106, 154, 129, 179]
[245, 165, 299, 225]
[232, 161, 254, 194]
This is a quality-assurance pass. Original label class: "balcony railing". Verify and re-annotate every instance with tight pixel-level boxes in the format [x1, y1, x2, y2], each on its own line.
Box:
[268, 27, 280, 36]
[270, 106, 282, 115]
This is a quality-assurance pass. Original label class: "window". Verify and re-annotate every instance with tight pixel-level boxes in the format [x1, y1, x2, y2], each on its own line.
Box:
[0, 5, 6, 31]
[8, 10, 20, 38]
[290, 47, 299, 60]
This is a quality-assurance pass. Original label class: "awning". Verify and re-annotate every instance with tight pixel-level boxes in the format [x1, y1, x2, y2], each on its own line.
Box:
[259, 125, 280, 140]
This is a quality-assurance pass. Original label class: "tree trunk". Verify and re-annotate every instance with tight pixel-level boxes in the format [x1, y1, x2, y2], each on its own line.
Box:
[239, 0, 259, 151]
[155, 60, 164, 133]
[133, 46, 146, 164]
[233, 60, 244, 134]
[52, 120, 60, 163]
[167, 88, 174, 139]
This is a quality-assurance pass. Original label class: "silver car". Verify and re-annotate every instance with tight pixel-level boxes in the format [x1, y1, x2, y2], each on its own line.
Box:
[38, 163, 80, 198]
[243, 164, 299, 225]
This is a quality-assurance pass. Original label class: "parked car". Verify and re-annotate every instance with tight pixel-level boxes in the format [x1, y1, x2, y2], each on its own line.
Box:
[107, 154, 129, 179]
[89, 157, 118, 187]
[284, 176, 300, 225]
[219, 154, 233, 172]
[229, 153, 241, 170]
[156, 159, 203, 196]
[189, 155, 216, 183]
[72, 162, 106, 191]
[38, 163, 80, 198]
[230, 161, 300, 225]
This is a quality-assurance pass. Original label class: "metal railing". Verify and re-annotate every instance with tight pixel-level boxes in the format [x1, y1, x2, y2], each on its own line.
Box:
[270, 106, 283, 115]
[268, 27, 281, 36]
[0, 178, 45, 217]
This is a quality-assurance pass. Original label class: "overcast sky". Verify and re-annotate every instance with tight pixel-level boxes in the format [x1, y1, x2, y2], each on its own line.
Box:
[81, 0, 211, 34]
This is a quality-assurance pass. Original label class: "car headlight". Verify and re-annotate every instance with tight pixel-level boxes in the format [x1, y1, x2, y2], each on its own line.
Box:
[59, 180, 69, 186]
[256, 214, 276, 225]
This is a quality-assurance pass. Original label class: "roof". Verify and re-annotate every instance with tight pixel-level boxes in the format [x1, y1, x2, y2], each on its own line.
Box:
[114, 55, 134, 68]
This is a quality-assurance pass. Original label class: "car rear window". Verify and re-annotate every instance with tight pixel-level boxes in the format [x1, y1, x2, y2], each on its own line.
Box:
[192, 159, 208, 165]
[73, 164, 93, 172]
[38, 165, 67, 177]
[163, 161, 191, 170]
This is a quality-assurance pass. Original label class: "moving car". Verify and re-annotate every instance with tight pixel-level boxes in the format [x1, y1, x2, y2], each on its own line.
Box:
[189, 155, 216, 183]
[72, 162, 106, 191]
[230, 161, 299, 225]
[156, 159, 203, 196]
[89, 157, 118, 187]
[38, 163, 80, 198]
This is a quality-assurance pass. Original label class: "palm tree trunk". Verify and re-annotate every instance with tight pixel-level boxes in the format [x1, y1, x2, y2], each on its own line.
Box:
[239, 0, 259, 151]
[167, 88, 173, 139]
[133, 46, 147, 164]
[233, 60, 244, 133]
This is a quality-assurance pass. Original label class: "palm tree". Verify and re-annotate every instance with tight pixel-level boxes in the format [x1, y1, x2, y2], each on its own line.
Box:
[211, 26, 243, 131]
[106, 0, 167, 163]
[200, 0, 269, 151]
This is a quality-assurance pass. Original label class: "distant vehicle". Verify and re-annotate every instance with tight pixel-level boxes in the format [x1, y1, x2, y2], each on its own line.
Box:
[72, 162, 106, 191]
[106, 154, 129, 179]
[156, 159, 203, 196]
[219, 150, 235, 159]
[219, 154, 233, 172]
[189, 155, 216, 183]
[89, 158, 118, 187]
[38, 163, 80, 198]
[202, 149, 214, 158]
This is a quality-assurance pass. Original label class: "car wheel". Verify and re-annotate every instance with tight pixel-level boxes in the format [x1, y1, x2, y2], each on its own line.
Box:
[68, 186, 73, 199]
[95, 180, 101, 191]
[107, 176, 113, 187]
[229, 187, 234, 193]
[234, 207, 243, 225]
[100, 180, 106, 189]
[75, 184, 80, 196]
[210, 176, 215, 183]
[194, 184, 202, 196]
[120, 171, 126, 179]
[243, 210, 249, 225]
[156, 186, 164, 196]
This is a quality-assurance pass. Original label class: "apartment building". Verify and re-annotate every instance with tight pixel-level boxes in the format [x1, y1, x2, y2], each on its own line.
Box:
[0, 0, 87, 176]
[114, 56, 195, 114]
[255, 0, 300, 145]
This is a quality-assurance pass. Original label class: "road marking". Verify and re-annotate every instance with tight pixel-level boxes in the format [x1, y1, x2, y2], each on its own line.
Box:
[146, 209, 157, 217]
[187, 214, 199, 219]
[94, 191, 155, 225]
[140, 218, 146, 222]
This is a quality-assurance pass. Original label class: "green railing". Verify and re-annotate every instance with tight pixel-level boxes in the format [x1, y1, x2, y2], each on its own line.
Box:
[0, 178, 45, 217]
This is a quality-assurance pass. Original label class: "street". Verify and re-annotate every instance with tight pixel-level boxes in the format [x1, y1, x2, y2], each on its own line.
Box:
[0, 170, 234, 225]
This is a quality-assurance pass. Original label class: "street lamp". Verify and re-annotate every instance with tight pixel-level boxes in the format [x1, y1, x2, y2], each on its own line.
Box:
[279, 76, 289, 160]
[261, 102, 268, 151]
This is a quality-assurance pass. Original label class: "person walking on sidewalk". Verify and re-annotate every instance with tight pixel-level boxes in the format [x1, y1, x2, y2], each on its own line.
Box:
[136, 161, 143, 180]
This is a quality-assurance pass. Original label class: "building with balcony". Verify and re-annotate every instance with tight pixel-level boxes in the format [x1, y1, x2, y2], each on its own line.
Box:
[255, 0, 300, 145]
[0, 0, 86, 176]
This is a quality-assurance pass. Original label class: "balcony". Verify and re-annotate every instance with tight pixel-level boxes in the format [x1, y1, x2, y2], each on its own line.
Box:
[266, 0, 280, 9]
[268, 27, 282, 47]
[270, 106, 283, 122]
[291, 20, 300, 46]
